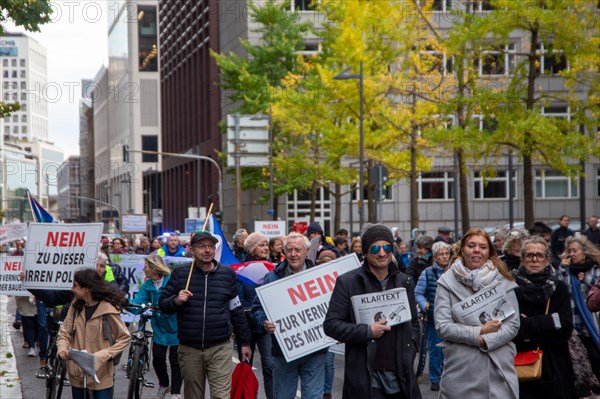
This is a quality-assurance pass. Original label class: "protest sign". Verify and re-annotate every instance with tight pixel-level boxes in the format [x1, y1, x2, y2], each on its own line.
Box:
[451, 281, 515, 326]
[255, 253, 361, 362]
[22, 223, 103, 289]
[0, 255, 28, 295]
[254, 221, 286, 238]
[0, 223, 28, 244]
[351, 287, 412, 327]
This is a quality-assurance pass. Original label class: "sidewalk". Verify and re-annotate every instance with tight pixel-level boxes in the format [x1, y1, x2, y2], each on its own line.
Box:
[0, 295, 23, 399]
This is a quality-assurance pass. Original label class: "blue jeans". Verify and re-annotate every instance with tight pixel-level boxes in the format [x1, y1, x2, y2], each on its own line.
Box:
[272, 352, 326, 399]
[71, 387, 112, 399]
[36, 300, 48, 360]
[324, 350, 335, 394]
[426, 321, 443, 383]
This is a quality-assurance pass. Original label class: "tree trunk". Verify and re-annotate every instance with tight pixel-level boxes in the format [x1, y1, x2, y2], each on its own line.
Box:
[458, 149, 470, 234]
[309, 180, 318, 222]
[367, 160, 375, 223]
[410, 130, 419, 230]
[333, 182, 341, 233]
[523, 24, 539, 228]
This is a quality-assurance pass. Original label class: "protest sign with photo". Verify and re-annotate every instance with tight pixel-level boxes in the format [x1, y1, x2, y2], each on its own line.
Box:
[0, 223, 28, 244]
[0, 255, 28, 295]
[351, 287, 412, 327]
[451, 281, 515, 326]
[255, 253, 361, 362]
[22, 223, 103, 289]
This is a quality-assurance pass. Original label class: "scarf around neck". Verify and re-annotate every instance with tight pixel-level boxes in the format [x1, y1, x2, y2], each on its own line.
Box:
[512, 265, 557, 304]
[451, 258, 499, 292]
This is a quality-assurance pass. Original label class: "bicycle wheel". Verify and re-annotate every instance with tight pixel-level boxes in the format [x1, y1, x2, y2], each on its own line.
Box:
[46, 359, 66, 399]
[127, 346, 143, 399]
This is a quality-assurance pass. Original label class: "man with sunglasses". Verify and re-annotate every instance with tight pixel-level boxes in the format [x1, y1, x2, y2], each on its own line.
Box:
[324, 224, 422, 399]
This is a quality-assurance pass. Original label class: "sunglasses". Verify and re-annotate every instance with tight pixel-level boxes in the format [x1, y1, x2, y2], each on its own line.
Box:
[369, 244, 393, 255]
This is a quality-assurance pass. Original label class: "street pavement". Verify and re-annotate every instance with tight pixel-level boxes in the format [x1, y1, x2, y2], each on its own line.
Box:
[1, 295, 439, 398]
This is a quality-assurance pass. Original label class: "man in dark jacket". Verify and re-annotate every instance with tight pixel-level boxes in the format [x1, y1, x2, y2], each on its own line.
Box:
[159, 231, 251, 399]
[253, 232, 328, 399]
[324, 224, 422, 399]
[405, 235, 435, 281]
[551, 215, 574, 264]
[584, 215, 600, 249]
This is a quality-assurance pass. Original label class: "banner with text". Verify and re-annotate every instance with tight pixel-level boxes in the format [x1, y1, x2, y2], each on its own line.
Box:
[22, 223, 103, 289]
[0, 223, 28, 244]
[0, 255, 28, 295]
[254, 221, 287, 238]
[255, 253, 361, 362]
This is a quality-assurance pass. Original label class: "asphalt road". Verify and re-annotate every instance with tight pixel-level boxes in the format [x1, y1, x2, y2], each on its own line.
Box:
[6, 298, 439, 399]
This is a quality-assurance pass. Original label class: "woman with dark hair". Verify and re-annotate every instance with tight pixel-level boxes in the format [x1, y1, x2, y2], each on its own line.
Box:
[512, 236, 577, 398]
[57, 268, 131, 399]
[434, 228, 520, 398]
[558, 235, 600, 397]
[150, 238, 162, 252]
[110, 238, 127, 254]
[268, 236, 284, 264]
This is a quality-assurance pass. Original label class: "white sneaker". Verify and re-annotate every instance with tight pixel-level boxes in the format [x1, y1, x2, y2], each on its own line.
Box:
[27, 347, 37, 357]
[154, 386, 169, 399]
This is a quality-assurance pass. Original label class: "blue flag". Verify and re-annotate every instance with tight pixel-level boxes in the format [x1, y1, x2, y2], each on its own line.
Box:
[27, 190, 57, 223]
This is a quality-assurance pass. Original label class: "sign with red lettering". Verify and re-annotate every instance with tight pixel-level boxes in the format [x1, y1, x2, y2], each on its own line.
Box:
[255, 253, 361, 362]
[253, 221, 286, 238]
[22, 223, 103, 290]
[0, 255, 28, 295]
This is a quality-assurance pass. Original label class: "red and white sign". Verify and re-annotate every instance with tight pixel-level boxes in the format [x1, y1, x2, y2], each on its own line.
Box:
[22, 223, 103, 289]
[0, 255, 28, 295]
[255, 253, 361, 362]
[254, 221, 286, 238]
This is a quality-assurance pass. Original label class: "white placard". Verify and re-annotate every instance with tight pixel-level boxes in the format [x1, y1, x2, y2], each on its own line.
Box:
[0, 255, 28, 295]
[255, 253, 361, 362]
[254, 221, 287, 238]
[22, 223, 103, 289]
[121, 214, 148, 234]
[351, 288, 411, 326]
[451, 282, 515, 326]
[0, 223, 28, 244]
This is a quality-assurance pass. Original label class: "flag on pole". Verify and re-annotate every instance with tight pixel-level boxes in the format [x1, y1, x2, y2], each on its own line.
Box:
[27, 190, 57, 223]
[208, 214, 240, 266]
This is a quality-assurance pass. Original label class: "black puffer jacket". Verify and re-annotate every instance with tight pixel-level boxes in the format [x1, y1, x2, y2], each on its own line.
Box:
[159, 260, 251, 349]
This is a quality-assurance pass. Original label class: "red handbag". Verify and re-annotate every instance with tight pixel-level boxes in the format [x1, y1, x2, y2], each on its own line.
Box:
[514, 299, 549, 382]
[230, 361, 259, 399]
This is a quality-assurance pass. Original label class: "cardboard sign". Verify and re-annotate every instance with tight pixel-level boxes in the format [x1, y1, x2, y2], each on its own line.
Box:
[254, 221, 286, 238]
[255, 253, 361, 362]
[22, 223, 103, 289]
[0, 255, 28, 295]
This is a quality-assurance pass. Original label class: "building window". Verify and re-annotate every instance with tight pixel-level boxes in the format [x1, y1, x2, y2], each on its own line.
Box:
[20, 70, 25, 78]
[432, 0, 452, 11]
[141, 135, 159, 162]
[11, 70, 17, 78]
[470, 0, 495, 12]
[421, 47, 453, 75]
[21, 103, 26, 111]
[2, 59, 7, 67]
[419, 171, 455, 200]
[138, 5, 158, 72]
[536, 169, 578, 198]
[21, 114, 26, 122]
[11, 59, 16, 67]
[20, 93, 26, 101]
[12, 126, 18, 133]
[3, 70, 7, 78]
[3, 92, 8, 101]
[474, 170, 515, 199]
[12, 115, 18, 122]
[21, 126, 27, 134]
[535, 43, 567, 75]
[4, 126, 9, 134]
[20, 82, 25, 90]
[292, 0, 314, 11]
[20, 59, 25, 67]
[477, 44, 516, 76]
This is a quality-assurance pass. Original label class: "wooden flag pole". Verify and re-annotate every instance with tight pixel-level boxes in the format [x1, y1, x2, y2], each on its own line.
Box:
[185, 203, 214, 291]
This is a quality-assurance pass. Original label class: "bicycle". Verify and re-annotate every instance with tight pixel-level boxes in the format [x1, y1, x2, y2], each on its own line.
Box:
[124, 302, 155, 399]
[44, 312, 69, 399]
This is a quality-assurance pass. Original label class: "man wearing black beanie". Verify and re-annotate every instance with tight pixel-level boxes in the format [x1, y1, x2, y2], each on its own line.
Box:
[324, 224, 422, 399]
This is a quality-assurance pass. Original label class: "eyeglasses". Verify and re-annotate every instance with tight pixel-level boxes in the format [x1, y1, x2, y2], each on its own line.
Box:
[524, 252, 548, 261]
[369, 244, 393, 255]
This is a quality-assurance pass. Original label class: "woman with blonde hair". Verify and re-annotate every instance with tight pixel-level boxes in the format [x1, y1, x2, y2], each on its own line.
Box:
[130, 254, 181, 399]
[434, 228, 520, 398]
[350, 236, 363, 262]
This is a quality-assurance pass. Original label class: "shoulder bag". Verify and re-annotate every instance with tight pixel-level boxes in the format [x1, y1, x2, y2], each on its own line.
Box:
[514, 299, 550, 381]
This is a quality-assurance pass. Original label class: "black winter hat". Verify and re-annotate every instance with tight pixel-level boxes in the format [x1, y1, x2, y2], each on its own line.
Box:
[307, 222, 324, 236]
[361, 224, 394, 255]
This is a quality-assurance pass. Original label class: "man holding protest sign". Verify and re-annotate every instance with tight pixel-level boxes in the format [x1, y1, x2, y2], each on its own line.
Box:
[253, 232, 328, 399]
[324, 224, 422, 399]
[159, 230, 251, 399]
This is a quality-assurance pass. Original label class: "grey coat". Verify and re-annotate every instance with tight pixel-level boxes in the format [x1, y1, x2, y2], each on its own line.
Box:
[434, 270, 520, 399]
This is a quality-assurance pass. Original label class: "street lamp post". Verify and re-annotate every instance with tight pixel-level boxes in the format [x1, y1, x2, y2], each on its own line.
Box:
[334, 61, 364, 230]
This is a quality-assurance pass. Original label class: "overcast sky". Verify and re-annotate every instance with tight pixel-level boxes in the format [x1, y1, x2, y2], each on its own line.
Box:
[6, 1, 109, 157]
